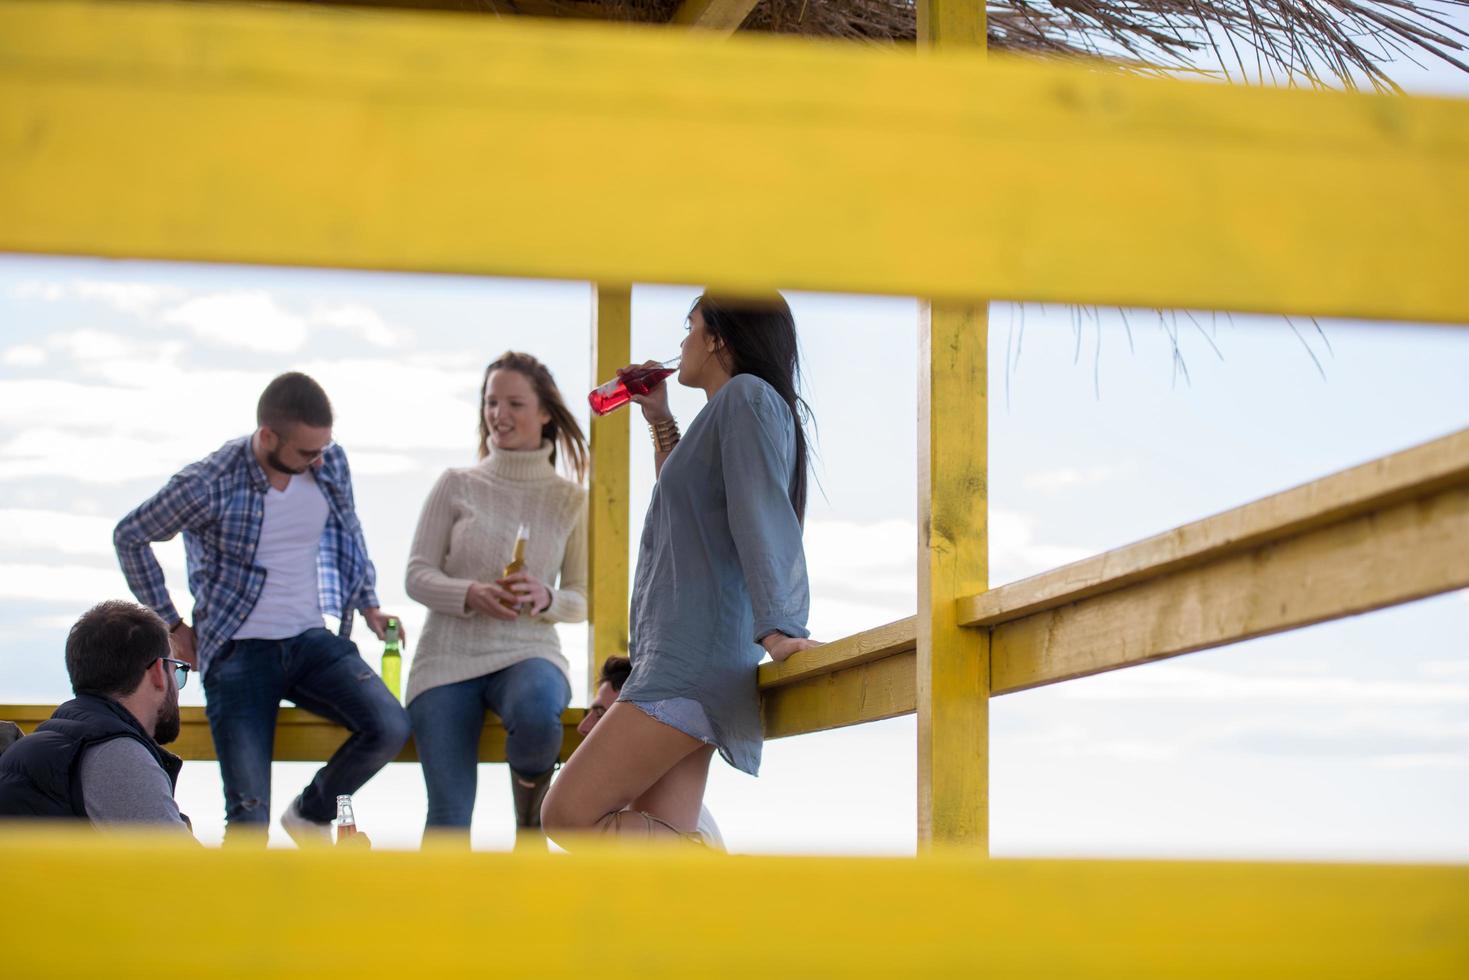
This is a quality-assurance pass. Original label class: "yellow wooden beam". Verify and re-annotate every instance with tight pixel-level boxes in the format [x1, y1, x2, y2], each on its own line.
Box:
[757, 615, 915, 691]
[988, 481, 1469, 695]
[963, 426, 1469, 628]
[914, 0, 988, 852]
[0, 705, 587, 763]
[917, 0, 986, 47]
[4, 832, 1468, 977]
[755, 427, 1469, 735]
[762, 648, 916, 740]
[669, 0, 760, 32]
[587, 283, 631, 701]
[3, 1, 1467, 322]
[916, 298, 989, 849]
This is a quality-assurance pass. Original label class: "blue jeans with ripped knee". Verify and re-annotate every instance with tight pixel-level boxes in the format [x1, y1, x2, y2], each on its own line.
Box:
[204, 627, 410, 840]
[408, 656, 570, 829]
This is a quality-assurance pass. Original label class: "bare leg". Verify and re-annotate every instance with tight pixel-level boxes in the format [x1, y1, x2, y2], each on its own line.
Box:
[542, 701, 707, 848]
[630, 743, 715, 833]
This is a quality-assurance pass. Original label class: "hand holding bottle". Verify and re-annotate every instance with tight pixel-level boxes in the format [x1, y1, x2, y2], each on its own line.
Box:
[466, 581, 521, 620]
[499, 569, 552, 616]
[619, 360, 674, 424]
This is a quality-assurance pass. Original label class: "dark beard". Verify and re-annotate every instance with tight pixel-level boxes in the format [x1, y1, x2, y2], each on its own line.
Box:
[266, 448, 307, 476]
[154, 694, 181, 746]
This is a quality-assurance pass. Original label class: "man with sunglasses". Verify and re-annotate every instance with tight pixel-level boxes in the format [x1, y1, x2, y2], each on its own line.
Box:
[113, 371, 410, 844]
[0, 601, 193, 831]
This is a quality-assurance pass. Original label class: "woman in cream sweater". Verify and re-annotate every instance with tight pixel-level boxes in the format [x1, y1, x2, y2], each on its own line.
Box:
[405, 351, 587, 845]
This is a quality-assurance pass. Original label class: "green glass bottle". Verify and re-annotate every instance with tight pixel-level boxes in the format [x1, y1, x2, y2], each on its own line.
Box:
[381, 617, 402, 701]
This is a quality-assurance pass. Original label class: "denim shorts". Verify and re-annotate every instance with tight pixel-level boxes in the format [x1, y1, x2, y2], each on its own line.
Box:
[624, 697, 719, 747]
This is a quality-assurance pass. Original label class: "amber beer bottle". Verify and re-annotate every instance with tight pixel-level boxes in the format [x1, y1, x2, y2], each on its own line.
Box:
[335, 794, 364, 846]
[502, 524, 530, 613]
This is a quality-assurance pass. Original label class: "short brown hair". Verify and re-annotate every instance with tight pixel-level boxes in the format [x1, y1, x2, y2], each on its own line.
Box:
[257, 372, 333, 433]
[598, 655, 632, 692]
[66, 601, 170, 698]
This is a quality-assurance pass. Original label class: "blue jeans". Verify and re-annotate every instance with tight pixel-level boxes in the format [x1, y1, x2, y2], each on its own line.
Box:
[204, 628, 410, 840]
[408, 657, 570, 829]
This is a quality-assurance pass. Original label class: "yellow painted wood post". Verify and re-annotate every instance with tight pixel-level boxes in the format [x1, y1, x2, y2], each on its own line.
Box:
[916, 0, 990, 849]
[588, 283, 632, 701]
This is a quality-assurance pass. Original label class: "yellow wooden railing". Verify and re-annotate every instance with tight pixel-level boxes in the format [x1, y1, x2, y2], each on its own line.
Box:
[2, 0, 1467, 973]
[0, 705, 588, 763]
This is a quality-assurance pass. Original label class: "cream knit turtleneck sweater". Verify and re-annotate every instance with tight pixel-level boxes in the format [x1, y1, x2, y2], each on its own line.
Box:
[404, 440, 587, 705]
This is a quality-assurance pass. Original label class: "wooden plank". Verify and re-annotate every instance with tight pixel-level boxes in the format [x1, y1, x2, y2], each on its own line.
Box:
[2, 1, 1468, 323]
[761, 649, 916, 740]
[757, 616, 915, 690]
[587, 283, 631, 701]
[0, 705, 587, 763]
[669, 0, 760, 32]
[914, 0, 988, 853]
[916, 300, 989, 849]
[961, 426, 1469, 628]
[917, 0, 986, 48]
[4, 833, 1468, 978]
[990, 483, 1469, 695]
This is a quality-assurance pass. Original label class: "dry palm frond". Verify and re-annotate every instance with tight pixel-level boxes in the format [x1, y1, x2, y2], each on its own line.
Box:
[525, 0, 1469, 89]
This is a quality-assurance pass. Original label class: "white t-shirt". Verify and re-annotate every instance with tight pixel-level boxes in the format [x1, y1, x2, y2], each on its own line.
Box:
[233, 470, 329, 640]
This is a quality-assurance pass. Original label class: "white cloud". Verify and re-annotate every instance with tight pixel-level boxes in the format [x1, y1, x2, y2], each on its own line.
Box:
[0, 562, 133, 603]
[1059, 662, 1469, 706]
[797, 514, 1094, 638]
[162, 290, 308, 352]
[74, 280, 184, 316]
[990, 509, 1093, 583]
[0, 427, 224, 484]
[310, 303, 403, 349]
[2, 345, 47, 367]
[1420, 659, 1469, 679]
[49, 330, 134, 362]
[11, 281, 65, 301]
[0, 509, 118, 557]
[1022, 464, 1119, 494]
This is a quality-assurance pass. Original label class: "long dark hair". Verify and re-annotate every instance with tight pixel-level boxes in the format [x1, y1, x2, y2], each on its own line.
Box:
[478, 352, 589, 484]
[693, 291, 813, 523]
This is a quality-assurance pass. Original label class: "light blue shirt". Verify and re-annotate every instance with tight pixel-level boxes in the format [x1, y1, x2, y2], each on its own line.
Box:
[621, 374, 810, 776]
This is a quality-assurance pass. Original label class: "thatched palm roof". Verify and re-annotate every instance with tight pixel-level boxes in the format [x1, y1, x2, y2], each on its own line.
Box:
[323, 0, 1469, 90]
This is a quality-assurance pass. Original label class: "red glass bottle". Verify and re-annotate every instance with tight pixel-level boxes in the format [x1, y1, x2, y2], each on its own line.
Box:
[587, 358, 679, 416]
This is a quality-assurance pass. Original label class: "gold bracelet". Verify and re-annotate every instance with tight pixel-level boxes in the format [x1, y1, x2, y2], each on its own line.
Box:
[649, 417, 680, 454]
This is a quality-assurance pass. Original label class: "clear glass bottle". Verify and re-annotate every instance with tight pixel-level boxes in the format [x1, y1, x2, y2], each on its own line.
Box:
[335, 794, 360, 845]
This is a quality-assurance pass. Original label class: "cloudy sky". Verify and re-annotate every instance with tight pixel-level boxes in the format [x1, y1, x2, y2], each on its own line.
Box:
[2, 24, 1467, 854]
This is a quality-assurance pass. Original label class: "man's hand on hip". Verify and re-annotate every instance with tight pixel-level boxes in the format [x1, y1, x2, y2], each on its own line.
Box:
[169, 622, 198, 669]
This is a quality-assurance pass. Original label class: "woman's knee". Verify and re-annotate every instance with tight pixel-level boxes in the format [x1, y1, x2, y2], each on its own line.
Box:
[540, 778, 602, 836]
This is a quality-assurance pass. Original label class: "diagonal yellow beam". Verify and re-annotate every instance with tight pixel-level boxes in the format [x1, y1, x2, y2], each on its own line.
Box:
[669, 0, 760, 32]
[1, 0, 1467, 322]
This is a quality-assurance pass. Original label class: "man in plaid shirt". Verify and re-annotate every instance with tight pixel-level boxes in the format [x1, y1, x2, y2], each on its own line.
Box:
[114, 372, 410, 844]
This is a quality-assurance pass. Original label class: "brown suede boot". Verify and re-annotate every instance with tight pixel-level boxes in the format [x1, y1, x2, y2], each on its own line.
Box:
[510, 767, 554, 851]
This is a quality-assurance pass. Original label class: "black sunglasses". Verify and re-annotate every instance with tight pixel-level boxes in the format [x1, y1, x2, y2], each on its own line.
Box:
[157, 657, 192, 690]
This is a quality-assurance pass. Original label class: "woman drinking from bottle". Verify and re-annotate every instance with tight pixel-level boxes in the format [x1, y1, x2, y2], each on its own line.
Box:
[405, 352, 588, 847]
[542, 292, 819, 844]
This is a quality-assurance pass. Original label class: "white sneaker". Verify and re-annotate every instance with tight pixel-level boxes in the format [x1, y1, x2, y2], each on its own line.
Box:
[281, 794, 332, 847]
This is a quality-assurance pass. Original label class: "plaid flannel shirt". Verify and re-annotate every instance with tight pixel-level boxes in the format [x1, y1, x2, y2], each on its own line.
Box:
[113, 436, 381, 678]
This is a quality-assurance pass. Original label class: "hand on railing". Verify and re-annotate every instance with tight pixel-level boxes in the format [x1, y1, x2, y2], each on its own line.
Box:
[761, 632, 821, 663]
